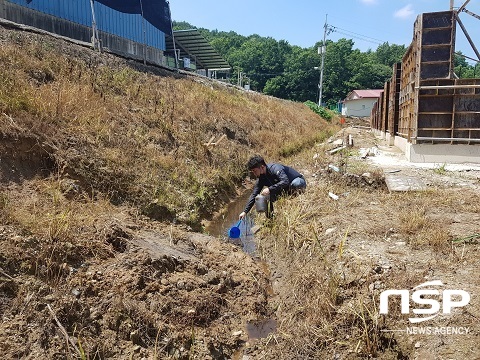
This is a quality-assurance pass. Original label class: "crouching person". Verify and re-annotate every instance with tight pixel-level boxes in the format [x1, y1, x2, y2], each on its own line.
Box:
[239, 155, 306, 220]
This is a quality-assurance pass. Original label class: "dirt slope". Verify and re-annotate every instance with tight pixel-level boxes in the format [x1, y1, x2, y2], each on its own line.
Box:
[1, 206, 271, 359]
[1, 22, 479, 360]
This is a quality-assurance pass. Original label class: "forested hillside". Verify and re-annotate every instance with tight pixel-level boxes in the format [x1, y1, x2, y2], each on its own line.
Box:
[174, 20, 478, 107]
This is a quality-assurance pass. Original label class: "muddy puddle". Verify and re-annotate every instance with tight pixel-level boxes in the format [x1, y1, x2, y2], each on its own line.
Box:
[204, 191, 257, 255]
[246, 319, 277, 340]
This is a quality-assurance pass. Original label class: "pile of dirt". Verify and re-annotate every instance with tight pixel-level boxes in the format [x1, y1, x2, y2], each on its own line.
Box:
[0, 217, 271, 359]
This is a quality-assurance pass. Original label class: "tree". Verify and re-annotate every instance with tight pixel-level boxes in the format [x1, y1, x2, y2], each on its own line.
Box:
[347, 51, 392, 90]
[172, 22, 411, 105]
[375, 42, 407, 67]
[453, 52, 476, 78]
[201, 29, 246, 59]
[228, 36, 290, 91]
[321, 39, 356, 107]
[172, 20, 195, 30]
[263, 46, 319, 102]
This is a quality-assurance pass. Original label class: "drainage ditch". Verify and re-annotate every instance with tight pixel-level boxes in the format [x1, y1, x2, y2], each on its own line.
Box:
[204, 192, 278, 348]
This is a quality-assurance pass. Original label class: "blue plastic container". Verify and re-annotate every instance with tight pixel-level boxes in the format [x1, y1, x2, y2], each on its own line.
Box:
[228, 220, 242, 239]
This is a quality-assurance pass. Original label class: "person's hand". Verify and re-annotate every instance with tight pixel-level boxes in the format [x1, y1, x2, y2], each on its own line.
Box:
[261, 188, 270, 196]
[239, 212, 246, 220]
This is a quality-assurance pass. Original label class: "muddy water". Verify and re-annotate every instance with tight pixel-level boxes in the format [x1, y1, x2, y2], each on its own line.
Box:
[204, 191, 257, 255]
[246, 319, 278, 339]
[206, 191, 278, 350]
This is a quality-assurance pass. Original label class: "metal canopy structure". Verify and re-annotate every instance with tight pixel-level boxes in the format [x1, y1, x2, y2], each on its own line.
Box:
[166, 29, 230, 71]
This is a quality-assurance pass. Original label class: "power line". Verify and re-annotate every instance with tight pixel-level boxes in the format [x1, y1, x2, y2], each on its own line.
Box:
[329, 25, 385, 45]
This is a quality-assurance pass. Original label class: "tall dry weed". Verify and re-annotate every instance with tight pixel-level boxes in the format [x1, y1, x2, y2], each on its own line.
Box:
[0, 29, 334, 230]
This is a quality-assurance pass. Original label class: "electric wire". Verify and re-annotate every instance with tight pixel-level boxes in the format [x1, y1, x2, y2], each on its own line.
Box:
[329, 25, 385, 45]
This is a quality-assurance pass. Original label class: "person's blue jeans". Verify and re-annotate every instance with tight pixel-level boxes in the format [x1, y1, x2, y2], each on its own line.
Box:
[290, 176, 306, 191]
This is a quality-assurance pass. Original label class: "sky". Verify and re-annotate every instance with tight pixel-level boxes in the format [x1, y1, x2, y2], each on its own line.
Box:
[169, 0, 480, 64]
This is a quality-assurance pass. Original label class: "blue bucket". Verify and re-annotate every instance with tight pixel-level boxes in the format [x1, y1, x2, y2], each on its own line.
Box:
[228, 220, 242, 238]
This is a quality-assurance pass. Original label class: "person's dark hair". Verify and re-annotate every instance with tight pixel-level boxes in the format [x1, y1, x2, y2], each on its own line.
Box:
[247, 155, 266, 170]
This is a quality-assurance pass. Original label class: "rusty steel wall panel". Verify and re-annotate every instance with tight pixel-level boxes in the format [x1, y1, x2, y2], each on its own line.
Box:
[416, 78, 480, 144]
[381, 82, 389, 132]
[418, 96, 454, 112]
[420, 63, 451, 79]
[396, 10, 480, 145]
[455, 114, 480, 128]
[455, 96, 480, 112]
[422, 29, 453, 46]
[399, 40, 417, 140]
[388, 63, 401, 135]
[370, 101, 377, 128]
[419, 11, 455, 81]
[417, 114, 453, 128]
[421, 47, 451, 62]
[417, 79, 454, 144]
[368, 10, 479, 146]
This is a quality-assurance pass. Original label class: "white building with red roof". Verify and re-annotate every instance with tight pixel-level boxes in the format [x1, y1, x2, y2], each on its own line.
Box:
[341, 89, 383, 117]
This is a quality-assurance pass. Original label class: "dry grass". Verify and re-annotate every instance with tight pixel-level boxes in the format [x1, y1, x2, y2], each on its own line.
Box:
[2, 26, 478, 360]
[0, 28, 336, 232]
[398, 205, 427, 235]
[252, 145, 479, 358]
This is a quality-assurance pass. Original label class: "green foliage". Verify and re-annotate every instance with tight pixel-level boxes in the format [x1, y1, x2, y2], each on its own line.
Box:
[197, 25, 408, 103]
[264, 46, 320, 102]
[321, 39, 357, 106]
[227, 36, 290, 91]
[173, 22, 476, 107]
[172, 21, 196, 30]
[304, 100, 333, 121]
[433, 163, 447, 175]
[375, 42, 407, 67]
[453, 53, 478, 78]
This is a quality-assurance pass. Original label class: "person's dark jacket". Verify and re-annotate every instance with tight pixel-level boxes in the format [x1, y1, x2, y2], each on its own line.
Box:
[243, 163, 303, 214]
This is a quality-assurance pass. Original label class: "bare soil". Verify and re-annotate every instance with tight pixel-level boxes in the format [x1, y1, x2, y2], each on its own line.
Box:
[0, 23, 479, 359]
[342, 126, 480, 360]
[2, 121, 478, 359]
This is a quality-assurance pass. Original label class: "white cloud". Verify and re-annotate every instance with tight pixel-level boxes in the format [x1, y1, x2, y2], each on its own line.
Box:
[394, 4, 415, 19]
[360, 0, 378, 4]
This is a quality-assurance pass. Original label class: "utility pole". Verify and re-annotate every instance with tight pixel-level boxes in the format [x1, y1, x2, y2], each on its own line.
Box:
[89, 0, 101, 51]
[318, 14, 328, 107]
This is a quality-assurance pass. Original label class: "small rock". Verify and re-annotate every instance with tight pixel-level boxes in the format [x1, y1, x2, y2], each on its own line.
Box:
[325, 228, 336, 235]
[44, 294, 56, 302]
[328, 192, 339, 200]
